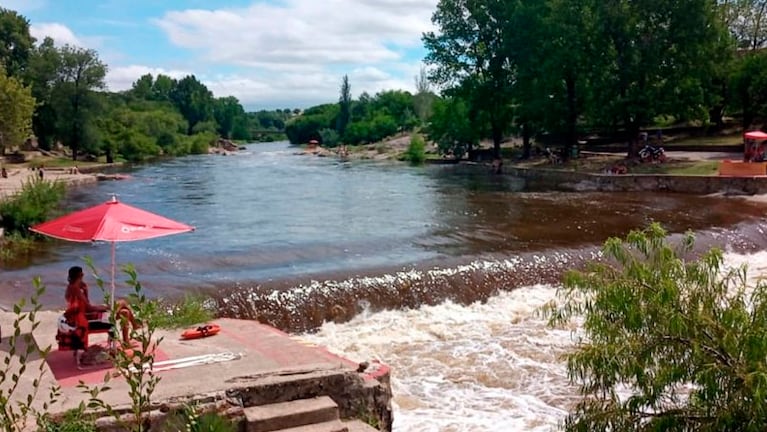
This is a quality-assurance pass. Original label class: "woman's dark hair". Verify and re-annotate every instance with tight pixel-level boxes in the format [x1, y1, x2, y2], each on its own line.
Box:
[68, 266, 83, 283]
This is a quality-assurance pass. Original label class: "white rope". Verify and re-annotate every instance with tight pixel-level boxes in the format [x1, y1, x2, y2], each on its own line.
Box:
[129, 351, 242, 373]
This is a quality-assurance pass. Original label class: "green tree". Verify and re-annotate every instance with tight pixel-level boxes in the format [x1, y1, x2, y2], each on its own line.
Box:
[589, 0, 722, 156]
[50, 45, 107, 160]
[130, 73, 154, 100]
[730, 51, 767, 128]
[423, 0, 514, 159]
[213, 96, 245, 139]
[0, 67, 35, 155]
[171, 75, 214, 134]
[427, 96, 476, 159]
[547, 223, 767, 431]
[151, 74, 176, 102]
[413, 67, 436, 123]
[0, 8, 34, 78]
[337, 74, 351, 138]
[24, 37, 60, 149]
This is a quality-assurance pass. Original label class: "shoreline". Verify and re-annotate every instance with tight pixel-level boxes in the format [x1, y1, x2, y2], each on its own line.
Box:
[0, 167, 100, 201]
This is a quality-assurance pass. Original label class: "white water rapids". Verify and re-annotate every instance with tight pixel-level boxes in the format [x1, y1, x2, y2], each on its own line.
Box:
[300, 251, 767, 432]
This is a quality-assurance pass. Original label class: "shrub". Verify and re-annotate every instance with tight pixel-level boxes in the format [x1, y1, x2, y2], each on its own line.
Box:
[402, 134, 426, 165]
[0, 178, 65, 235]
[141, 294, 214, 329]
[0, 279, 60, 432]
[318, 128, 340, 148]
[546, 223, 767, 431]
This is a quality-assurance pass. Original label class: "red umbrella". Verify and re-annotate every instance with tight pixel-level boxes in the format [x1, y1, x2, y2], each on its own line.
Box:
[30, 196, 194, 303]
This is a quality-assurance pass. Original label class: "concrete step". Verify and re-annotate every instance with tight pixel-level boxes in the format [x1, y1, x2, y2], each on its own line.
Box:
[342, 419, 380, 432]
[244, 396, 340, 432]
[278, 420, 349, 432]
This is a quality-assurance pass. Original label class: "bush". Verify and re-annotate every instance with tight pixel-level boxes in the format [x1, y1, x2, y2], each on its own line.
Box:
[140, 294, 214, 329]
[318, 128, 340, 147]
[0, 178, 65, 235]
[546, 223, 767, 431]
[187, 133, 216, 155]
[402, 134, 426, 165]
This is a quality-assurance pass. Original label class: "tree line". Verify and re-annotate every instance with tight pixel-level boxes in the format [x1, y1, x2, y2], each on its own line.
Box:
[421, 0, 767, 160]
[0, 8, 295, 163]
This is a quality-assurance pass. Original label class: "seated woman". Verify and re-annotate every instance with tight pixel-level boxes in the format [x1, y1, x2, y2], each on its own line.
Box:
[65, 266, 139, 343]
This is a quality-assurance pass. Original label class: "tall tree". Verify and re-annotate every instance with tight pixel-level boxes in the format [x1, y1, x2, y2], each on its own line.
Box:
[589, 0, 722, 156]
[0, 8, 34, 78]
[0, 67, 35, 155]
[130, 73, 154, 100]
[213, 96, 246, 139]
[24, 37, 60, 149]
[337, 74, 351, 138]
[413, 66, 436, 123]
[152, 74, 176, 102]
[423, 0, 514, 159]
[51, 45, 107, 160]
[171, 75, 214, 134]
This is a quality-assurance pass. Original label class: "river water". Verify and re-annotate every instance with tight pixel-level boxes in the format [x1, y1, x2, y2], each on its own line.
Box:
[3, 141, 767, 430]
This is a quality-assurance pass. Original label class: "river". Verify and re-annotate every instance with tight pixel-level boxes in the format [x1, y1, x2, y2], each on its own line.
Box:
[3, 141, 767, 430]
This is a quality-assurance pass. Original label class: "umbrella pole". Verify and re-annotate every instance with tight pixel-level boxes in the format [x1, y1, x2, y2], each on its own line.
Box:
[111, 241, 116, 310]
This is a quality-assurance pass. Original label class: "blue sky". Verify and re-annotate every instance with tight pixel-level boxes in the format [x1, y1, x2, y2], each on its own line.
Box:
[4, 0, 437, 110]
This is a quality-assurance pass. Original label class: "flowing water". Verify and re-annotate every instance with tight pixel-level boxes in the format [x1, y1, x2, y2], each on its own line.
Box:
[3, 141, 767, 430]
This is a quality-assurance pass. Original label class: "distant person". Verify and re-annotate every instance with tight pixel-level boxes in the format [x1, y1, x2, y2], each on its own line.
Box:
[38, 165, 44, 179]
[1, 167, 7, 178]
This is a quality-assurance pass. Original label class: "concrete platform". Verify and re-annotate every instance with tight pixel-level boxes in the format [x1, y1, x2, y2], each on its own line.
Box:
[0, 312, 392, 431]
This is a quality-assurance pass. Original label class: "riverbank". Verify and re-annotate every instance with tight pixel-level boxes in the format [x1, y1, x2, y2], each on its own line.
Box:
[0, 167, 99, 201]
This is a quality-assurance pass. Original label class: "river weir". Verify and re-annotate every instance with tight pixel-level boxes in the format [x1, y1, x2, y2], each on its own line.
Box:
[4, 141, 767, 430]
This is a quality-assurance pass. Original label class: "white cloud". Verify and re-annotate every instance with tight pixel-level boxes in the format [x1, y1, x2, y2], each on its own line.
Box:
[155, 0, 436, 68]
[105, 65, 193, 92]
[30, 23, 84, 47]
[151, 0, 437, 108]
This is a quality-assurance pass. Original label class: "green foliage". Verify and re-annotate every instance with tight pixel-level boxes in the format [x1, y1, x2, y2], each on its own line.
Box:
[49, 45, 107, 160]
[39, 410, 96, 432]
[402, 134, 426, 165]
[285, 107, 336, 144]
[337, 75, 352, 137]
[427, 97, 476, 159]
[546, 223, 767, 431]
[0, 231, 36, 262]
[0, 66, 35, 154]
[171, 75, 214, 134]
[0, 8, 34, 78]
[140, 294, 214, 330]
[0, 178, 65, 235]
[730, 52, 767, 128]
[160, 404, 237, 432]
[318, 128, 340, 148]
[186, 132, 215, 155]
[0, 279, 60, 432]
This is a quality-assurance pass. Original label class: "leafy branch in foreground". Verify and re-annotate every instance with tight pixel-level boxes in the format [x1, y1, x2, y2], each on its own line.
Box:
[0, 278, 60, 432]
[545, 223, 767, 431]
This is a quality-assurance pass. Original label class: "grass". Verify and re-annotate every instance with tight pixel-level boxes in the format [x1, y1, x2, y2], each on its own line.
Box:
[138, 294, 215, 329]
[665, 134, 741, 147]
[629, 160, 720, 176]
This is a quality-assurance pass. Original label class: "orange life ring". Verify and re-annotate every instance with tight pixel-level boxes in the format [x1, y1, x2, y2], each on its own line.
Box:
[181, 323, 221, 340]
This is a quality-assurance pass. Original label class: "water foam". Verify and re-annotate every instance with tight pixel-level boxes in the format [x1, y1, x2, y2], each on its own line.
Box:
[300, 251, 767, 432]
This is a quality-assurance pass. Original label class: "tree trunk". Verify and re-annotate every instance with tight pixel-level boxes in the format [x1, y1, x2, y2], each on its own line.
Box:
[521, 123, 531, 159]
[491, 122, 503, 160]
[564, 74, 577, 162]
